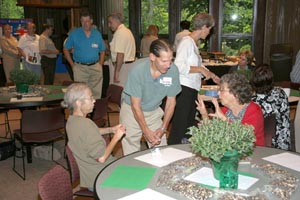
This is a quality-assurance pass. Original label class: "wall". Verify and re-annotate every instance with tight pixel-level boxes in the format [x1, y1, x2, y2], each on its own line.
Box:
[263, 0, 300, 64]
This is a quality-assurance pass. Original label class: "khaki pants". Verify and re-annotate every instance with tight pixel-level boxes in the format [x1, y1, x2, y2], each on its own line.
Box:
[108, 59, 135, 87]
[73, 62, 103, 99]
[120, 102, 167, 155]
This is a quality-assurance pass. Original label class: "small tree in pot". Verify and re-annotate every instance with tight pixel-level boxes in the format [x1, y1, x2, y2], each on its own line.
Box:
[188, 118, 255, 188]
[10, 67, 40, 93]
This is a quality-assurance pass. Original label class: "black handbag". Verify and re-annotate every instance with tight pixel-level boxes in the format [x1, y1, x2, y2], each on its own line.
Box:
[0, 139, 15, 161]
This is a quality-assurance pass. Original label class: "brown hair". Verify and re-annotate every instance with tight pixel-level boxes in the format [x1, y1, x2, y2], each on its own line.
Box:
[250, 64, 274, 94]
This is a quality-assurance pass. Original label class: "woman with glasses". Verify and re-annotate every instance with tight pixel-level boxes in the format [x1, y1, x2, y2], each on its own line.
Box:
[196, 73, 264, 146]
[62, 83, 125, 191]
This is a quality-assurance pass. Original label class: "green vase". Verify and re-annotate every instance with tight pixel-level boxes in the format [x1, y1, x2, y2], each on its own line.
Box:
[211, 150, 240, 189]
[16, 83, 29, 93]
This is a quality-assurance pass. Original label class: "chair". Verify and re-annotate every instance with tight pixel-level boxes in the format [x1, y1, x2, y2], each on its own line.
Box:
[38, 165, 73, 200]
[264, 114, 276, 147]
[13, 107, 65, 180]
[270, 43, 293, 82]
[0, 108, 11, 139]
[65, 145, 94, 197]
[91, 98, 108, 128]
[270, 43, 293, 57]
[106, 84, 123, 126]
[62, 80, 79, 86]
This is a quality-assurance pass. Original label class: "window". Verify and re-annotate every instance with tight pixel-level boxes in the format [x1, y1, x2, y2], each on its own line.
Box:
[123, 0, 129, 27]
[0, 0, 24, 18]
[141, 0, 168, 34]
[181, 0, 209, 50]
[221, 0, 255, 55]
[181, 0, 209, 22]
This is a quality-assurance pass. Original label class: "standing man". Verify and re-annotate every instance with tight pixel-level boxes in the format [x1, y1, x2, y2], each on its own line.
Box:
[18, 22, 41, 77]
[0, 24, 20, 83]
[108, 12, 136, 85]
[39, 24, 59, 85]
[120, 39, 181, 155]
[64, 11, 105, 99]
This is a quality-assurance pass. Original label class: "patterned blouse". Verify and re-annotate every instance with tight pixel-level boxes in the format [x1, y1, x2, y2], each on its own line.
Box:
[252, 87, 290, 150]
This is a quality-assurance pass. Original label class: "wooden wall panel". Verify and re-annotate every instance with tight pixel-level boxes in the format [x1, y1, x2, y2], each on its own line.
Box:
[263, 0, 300, 64]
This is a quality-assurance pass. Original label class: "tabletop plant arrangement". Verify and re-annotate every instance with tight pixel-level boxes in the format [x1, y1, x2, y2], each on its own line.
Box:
[10, 66, 40, 93]
[188, 118, 256, 189]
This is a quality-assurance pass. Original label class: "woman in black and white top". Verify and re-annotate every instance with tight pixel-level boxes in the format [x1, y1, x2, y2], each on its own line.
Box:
[251, 64, 291, 150]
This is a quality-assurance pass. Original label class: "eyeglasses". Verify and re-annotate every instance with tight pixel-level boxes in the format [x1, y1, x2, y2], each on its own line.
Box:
[83, 95, 94, 101]
[219, 88, 230, 93]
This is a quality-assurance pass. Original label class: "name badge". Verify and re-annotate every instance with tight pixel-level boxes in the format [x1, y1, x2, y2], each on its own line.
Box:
[92, 43, 98, 48]
[160, 77, 172, 86]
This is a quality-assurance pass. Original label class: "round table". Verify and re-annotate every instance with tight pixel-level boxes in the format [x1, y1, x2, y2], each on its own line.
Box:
[0, 85, 65, 109]
[94, 145, 300, 200]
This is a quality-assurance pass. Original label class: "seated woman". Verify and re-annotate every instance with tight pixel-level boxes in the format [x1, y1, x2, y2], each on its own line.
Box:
[250, 64, 290, 150]
[61, 83, 126, 191]
[196, 73, 264, 146]
[229, 50, 255, 80]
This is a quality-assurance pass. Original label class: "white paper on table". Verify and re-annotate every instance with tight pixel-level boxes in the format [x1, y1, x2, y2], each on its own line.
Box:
[134, 147, 193, 167]
[117, 188, 176, 200]
[262, 152, 300, 172]
[184, 167, 259, 190]
[10, 97, 43, 102]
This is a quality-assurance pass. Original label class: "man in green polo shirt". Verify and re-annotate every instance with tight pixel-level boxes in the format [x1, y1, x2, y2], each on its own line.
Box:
[120, 39, 181, 155]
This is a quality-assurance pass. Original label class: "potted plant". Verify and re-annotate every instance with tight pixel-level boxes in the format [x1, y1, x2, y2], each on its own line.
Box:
[188, 118, 255, 188]
[10, 67, 40, 93]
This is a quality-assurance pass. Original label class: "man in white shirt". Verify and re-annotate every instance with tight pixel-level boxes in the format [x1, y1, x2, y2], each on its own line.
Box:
[108, 12, 136, 86]
[18, 22, 41, 77]
[173, 20, 191, 51]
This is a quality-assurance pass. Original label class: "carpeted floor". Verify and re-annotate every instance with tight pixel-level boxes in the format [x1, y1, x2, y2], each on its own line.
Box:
[0, 108, 122, 200]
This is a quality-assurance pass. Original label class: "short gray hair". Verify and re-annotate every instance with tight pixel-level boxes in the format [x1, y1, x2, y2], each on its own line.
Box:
[61, 83, 90, 113]
[108, 12, 124, 23]
[192, 13, 215, 30]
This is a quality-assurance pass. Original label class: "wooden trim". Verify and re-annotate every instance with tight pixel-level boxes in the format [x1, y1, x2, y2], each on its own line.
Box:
[17, 0, 88, 8]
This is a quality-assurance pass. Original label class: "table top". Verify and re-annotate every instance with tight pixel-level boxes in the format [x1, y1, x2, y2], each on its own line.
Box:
[203, 60, 237, 67]
[94, 145, 300, 200]
[199, 86, 300, 103]
[0, 85, 66, 109]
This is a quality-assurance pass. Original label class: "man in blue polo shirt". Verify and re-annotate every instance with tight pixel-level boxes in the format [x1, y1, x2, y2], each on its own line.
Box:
[63, 10, 105, 99]
[120, 39, 181, 155]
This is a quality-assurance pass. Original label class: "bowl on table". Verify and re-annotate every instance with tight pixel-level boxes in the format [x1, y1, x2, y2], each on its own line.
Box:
[205, 90, 219, 98]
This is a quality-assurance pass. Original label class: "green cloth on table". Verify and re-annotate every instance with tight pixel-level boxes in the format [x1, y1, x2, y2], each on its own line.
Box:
[101, 165, 157, 190]
[291, 89, 300, 97]
[46, 93, 64, 99]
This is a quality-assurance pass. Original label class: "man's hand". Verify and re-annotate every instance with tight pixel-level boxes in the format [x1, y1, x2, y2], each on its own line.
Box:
[143, 129, 161, 147]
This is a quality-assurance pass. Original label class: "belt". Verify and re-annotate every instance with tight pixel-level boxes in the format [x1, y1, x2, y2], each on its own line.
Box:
[75, 61, 98, 66]
[124, 60, 134, 64]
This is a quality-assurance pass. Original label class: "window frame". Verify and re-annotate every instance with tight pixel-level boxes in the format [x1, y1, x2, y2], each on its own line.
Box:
[218, 0, 258, 54]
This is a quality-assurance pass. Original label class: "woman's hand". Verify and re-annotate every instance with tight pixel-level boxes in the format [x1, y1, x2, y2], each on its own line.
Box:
[195, 94, 209, 121]
[201, 68, 220, 84]
[111, 124, 126, 140]
[208, 98, 227, 120]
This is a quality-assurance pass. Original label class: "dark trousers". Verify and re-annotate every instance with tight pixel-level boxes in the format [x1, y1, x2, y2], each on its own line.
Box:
[168, 85, 198, 145]
[41, 56, 57, 85]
